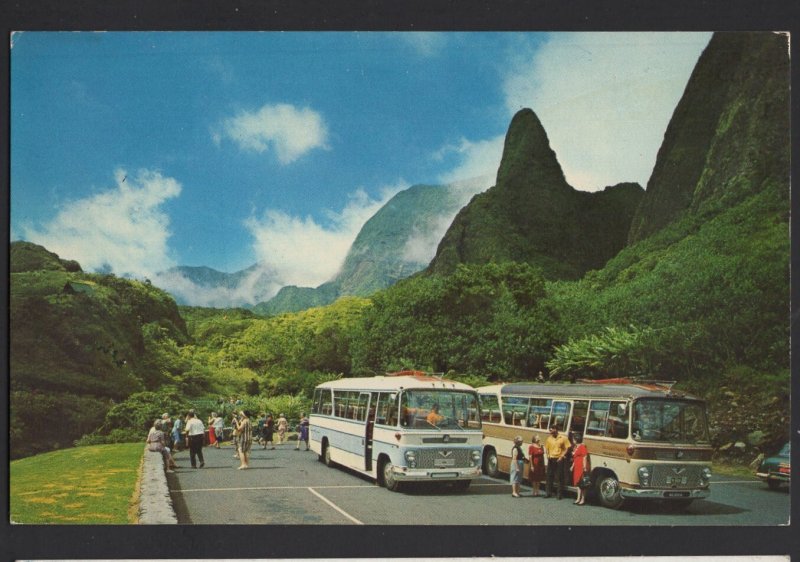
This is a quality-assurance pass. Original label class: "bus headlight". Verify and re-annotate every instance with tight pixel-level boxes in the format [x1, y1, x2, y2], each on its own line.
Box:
[470, 450, 481, 467]
[638, 466, 652, 486]
[701, 466, 712, 483]
[405, 450, 417, 468]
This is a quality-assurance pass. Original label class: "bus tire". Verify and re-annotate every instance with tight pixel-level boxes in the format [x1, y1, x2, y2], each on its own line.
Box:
[322, 442, 334, 468]
[482, 448, 499, 478]
[596, 473, 625, 510]
[380, 458, 403, 492]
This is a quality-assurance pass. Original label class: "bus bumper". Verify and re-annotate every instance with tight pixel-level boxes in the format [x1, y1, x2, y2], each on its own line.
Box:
[391, 466, 482, 481]
[620, 487, 711, 500]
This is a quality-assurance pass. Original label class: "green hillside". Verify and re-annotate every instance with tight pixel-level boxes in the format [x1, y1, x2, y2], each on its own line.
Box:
[10, 242, 190, 458]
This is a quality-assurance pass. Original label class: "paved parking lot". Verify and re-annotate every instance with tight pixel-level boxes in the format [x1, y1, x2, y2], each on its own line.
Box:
[168, 442, 790, 525]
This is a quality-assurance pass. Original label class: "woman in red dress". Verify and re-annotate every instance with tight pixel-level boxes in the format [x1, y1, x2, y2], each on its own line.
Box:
[571, 433, 589, 505]
[528, 435, 545, 497]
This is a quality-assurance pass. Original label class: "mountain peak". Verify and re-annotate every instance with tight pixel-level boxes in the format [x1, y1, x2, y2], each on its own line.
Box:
[496, 108, 569, 191]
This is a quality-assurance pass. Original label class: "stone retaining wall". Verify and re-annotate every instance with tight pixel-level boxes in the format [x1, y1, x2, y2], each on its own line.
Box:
[138, 447, 178, 524]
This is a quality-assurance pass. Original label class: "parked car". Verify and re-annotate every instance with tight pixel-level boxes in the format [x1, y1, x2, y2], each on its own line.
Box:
[756, 442, 790, 490]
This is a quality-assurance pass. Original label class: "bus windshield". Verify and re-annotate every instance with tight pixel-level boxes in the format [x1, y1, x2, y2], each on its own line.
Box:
[400, 389, 481, 430]
[633, 399, 710, 444]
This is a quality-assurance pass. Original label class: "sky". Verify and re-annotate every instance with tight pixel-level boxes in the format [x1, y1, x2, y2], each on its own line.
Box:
[11, 31, 712, 304]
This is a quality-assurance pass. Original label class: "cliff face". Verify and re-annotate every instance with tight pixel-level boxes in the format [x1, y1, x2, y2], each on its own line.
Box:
[428, 108, 644, 279]
[628, 32, 790, 244]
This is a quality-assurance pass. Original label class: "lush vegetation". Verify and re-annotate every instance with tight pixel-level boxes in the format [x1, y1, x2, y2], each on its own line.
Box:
[9, 33, 789, 463]
[10, 443, 144, 523]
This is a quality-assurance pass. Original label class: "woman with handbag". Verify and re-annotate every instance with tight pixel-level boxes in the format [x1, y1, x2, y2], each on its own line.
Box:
[570, 433, 590, 505]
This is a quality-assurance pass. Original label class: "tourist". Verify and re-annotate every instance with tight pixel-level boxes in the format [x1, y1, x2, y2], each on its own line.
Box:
[571, 433, 590, 505]
[544, 425, 571, 499]
[295, 413, 310, 451]
[212, 412, 225, 448]
[277, 413, 288, 444]
[528, 435, 545, 497]
[510, 435, 526, 497]
[234, 410, 253, 469]
[207, 412, 218, 447]
[185, 410, 206, 469]
[146, 420, 177, 473]
[263, 413, 275, 449]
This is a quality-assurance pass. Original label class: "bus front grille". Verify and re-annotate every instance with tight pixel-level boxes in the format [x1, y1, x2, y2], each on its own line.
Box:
[417, 448, 472, 469]
[651, 465, 703, 488]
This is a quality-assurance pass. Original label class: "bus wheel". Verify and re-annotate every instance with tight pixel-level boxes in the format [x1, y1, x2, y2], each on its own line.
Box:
[381, 459, 403, 492]
[322, 443, 334, 467]
[483, 448, 499, 478]
[596, 474, 625, 509]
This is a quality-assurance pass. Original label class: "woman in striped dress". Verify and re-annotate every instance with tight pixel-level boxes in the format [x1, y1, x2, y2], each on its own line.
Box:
[235, 410, 253, 470]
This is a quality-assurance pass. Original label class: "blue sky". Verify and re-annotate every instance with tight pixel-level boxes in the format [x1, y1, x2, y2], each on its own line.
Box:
[11, 31, 711, 303]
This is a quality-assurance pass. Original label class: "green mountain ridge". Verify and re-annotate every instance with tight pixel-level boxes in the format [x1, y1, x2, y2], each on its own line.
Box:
[253, 183, 466, 315]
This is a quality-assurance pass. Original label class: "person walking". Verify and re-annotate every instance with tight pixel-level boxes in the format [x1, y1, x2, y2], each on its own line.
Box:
[571, 433, 590, 505]
[264, 414, 275, 449]
[277, 413, 288, 445]
[212, 412, 224, 448]
[234, 410, 253, 469]
[544, 424, 571, 499]
[295, 413, 310, 451]
[510, 436, 526, 497]
[528, 435, 545, 497]
[185, 410, 206, 469]
[171, 415, 184, 452]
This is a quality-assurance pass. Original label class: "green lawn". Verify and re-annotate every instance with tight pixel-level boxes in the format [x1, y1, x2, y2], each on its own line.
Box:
[10, 443, 144, 524]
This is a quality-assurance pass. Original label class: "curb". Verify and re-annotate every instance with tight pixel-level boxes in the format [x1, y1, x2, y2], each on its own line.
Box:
[138, 447, 178, 524]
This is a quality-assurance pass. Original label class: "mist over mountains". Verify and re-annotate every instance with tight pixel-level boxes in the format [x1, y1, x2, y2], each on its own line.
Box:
[155, 177, 492, 312]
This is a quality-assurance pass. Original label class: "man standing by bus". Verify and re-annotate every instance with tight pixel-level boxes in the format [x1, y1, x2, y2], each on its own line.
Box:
[544, 424, 571, 499]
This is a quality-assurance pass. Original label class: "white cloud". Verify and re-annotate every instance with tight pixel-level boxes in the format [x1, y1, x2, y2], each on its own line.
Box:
[21, 169, 181, 278]
[503, 32, 712, 190]
[218, 103, 330, 164]
[151, 265, 283, 308]
[436, 136, 505, 188]
[401, 213, 456, 265]
[245, 183, 405, 288]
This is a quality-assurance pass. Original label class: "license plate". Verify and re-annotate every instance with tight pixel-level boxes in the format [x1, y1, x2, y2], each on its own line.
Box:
[664, 491, 690, 498]
[434, 458, 456, 468]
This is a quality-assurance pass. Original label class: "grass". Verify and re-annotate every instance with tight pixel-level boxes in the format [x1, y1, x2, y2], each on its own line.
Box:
[10, 443, 144, 524]
[712, 459, 760, 479]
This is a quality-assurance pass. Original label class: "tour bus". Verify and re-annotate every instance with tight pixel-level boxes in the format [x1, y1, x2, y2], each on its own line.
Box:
[477, 379, 713, 509]
[310, 371, 484, 492]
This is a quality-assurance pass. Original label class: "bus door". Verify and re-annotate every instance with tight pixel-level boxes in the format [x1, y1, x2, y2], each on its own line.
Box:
[549, 401, 572, 431]
[363, 392, 377, 471]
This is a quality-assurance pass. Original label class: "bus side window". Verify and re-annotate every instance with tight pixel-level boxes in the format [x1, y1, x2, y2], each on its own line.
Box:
[570, 400, 589, 436]
[586, 401, 610, 436]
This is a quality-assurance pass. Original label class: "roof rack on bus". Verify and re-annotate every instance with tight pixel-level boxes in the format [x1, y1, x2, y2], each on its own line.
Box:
[386, 370, 444, 379]
[577, 377, 678, 391]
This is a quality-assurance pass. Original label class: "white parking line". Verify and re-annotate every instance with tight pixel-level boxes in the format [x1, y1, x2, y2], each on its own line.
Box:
[307, 487, 364, 525]
[174, 484, 376, 493]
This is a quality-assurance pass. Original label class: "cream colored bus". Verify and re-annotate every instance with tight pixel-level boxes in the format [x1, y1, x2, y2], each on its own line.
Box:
[477, 379, 713, 509]
[310, 371, 483, 492]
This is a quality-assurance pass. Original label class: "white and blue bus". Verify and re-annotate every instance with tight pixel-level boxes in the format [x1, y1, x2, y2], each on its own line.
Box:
[310, 371, 484, 492]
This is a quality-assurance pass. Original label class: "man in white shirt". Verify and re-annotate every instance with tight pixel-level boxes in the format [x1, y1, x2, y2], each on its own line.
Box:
[185, 410, 206, 468]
